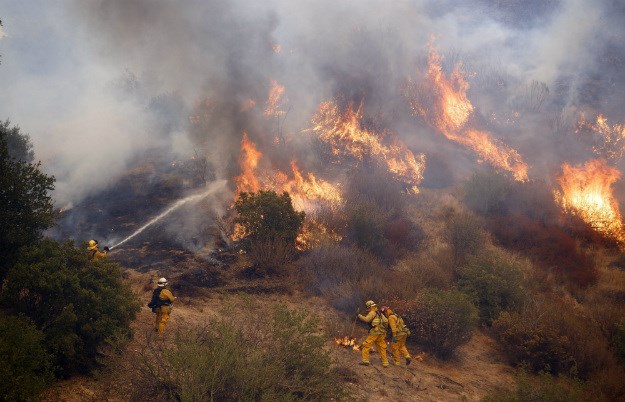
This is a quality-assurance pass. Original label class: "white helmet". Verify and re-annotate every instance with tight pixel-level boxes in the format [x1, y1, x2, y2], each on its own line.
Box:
[157, 277, 168, 287]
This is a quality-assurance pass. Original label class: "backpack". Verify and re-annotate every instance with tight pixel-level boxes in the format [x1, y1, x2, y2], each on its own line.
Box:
[372, 311, 389, 331]
[392, 313, 411, 335]
[147, 288, 164, 313]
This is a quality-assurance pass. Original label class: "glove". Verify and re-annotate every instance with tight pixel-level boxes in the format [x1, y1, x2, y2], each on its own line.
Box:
[392, 336, 397, 343]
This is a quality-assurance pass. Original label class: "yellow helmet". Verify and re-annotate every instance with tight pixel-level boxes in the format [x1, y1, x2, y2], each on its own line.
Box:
[88, 239, 97, 247]
[158, 277, 168, 287]
[365, 300, 376, 308]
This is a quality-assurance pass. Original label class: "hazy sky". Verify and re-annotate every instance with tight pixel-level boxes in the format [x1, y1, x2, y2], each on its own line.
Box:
[1, 0, 623, 208]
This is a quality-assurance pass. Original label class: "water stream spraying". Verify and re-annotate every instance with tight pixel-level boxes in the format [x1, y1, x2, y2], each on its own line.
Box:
[110, 180, 227, 249]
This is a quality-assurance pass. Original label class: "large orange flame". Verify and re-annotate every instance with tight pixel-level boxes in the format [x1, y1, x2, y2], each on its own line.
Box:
[577, 113, 625, 161]
[310, 100, 425, 193]
[235, 132, 262, 194]
[407, 41, 528, 181]
[555, 159, 625, 243]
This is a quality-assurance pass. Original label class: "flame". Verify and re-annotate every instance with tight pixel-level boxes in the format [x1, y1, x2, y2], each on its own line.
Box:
[296, 218, 343, 250]
[406, 41, 528, 181]
[577, 113, 625, 161]
[232, 133, 343, 245]
[335, 336, 361, 351]
[310, 100, 425, 193]
[264, 79, 287, 116]
[555, 159, 625, 243]
[235, 132, 262, 194]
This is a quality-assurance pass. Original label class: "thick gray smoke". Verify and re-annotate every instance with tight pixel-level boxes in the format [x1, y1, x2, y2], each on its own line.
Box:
[1, 0, 624, 245]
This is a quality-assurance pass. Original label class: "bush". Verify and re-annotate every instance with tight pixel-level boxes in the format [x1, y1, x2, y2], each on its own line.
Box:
[457, 249, 526, 325]
[463, 170, 510, 216]
[234, 190, 304, 274]
[483, 371, 597, 402]
[492, 300, 612, 379]
[397, 288, 478, 358]
[1, 239, 140, 377]
[141, 304, 343, 401]
[443, 212, 488, 266]
[0, 314, 53, 401]
[234, 190, 305, 245]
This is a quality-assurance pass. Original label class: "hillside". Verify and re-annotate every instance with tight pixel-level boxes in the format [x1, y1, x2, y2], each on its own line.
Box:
[44, 257, 517, 402]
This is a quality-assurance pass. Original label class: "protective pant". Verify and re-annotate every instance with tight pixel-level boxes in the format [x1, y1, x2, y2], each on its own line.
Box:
[361, 334, 389, 366]
[155, 306, 172, 336]
[391, 334, 411, 365]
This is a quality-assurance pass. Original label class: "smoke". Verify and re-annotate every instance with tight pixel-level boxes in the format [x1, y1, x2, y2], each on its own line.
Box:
[1, 0, 625, 245]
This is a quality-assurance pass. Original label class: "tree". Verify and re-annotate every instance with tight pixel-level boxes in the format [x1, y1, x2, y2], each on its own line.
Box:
[234, 190, 305, 275]
[1, 239, 140, 377]
[234, 190, 305, 245]
[0, 122, 55, 280]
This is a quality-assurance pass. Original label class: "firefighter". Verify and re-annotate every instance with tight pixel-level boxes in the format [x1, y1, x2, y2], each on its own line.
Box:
[87, 239, 108, 261]
[380, 306, 412, 366]
[357, 300, 389, 367]
[150, 277, 175, 337]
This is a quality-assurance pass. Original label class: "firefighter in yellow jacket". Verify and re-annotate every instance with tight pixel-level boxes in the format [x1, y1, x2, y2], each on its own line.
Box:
[87, 240, 108, 261]
[357, 300, 389, 367]
[150, 277, 175, 336]
[380, 306, 412, 366]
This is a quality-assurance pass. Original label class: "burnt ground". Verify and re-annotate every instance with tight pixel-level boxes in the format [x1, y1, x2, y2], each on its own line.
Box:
[43, 247, 516, 402]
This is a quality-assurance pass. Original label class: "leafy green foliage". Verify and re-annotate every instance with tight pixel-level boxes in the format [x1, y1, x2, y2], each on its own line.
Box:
[457, 250, 526, 325]
[143, 304, 344, 401]
[1, 239, 140, 377]
[0, 122, 55, 280]
[397, 288, 478, 358]
[234, 190, 305, 246]
[0, 314, 53, 401]
[463, 170, 510, 215]
[443, 212, 488, 266]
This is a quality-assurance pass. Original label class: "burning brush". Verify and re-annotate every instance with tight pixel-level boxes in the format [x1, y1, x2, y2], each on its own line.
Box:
[335, 336, 360, 351]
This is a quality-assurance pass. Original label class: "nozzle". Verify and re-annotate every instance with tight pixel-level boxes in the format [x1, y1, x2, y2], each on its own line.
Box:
[103, 246, 110, 252]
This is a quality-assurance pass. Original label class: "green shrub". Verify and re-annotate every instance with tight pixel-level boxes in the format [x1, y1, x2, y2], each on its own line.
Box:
[234, 190, 305, 274]
[234, 190, 305, 245]
[492, 301, 612, 379]
[463, 170, 510, 216]
[398, 288, 478, 358]
[443, 212, 488, 266]
[457, 249, 526, 325]
[345, 200, 389, 259]
[143, 304, 344, 401]
[483, 371, 597, 402]
[0, 121, 55, 281]
[0, 314, 53, 401]
[1, 239, 140, 377]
